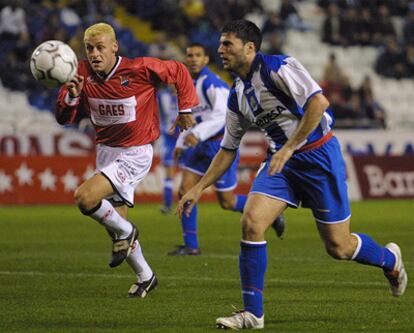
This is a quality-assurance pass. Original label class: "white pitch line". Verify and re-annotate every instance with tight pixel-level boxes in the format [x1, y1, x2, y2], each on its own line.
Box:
[27, 251, 342, 263]
[0, 270, 386, 287]
[160, 253, 332, 262]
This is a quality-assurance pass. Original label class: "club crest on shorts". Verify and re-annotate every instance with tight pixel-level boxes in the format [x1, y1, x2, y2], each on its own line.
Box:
[117, 169, 126, 182]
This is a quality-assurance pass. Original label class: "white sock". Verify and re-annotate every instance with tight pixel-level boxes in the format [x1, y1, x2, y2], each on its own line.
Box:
[90, 199, 133, 238]
[126, 240, 153, 282]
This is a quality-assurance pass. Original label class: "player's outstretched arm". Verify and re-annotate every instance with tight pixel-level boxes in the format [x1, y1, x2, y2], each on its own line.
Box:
[55, 74, 85, 125]
[177, 148, 237, 218]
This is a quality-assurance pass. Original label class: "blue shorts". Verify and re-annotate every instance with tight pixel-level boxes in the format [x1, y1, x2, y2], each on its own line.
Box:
[182, 139, 240, 191]
[250, 136, 350, 223]
[159, 132, 177, 167]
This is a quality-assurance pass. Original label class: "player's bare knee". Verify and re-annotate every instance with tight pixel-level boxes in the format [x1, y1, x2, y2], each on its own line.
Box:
[74, 187, 99, 213]
[241, 212, 263, 240]
[73, 187, 83, 205]
[242, 224, 264, 240]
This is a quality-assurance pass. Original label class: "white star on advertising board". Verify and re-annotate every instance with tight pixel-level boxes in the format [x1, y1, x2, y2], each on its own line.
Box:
[0, 170, 13, 193]
[15, 163, 34, 186]
[38, 168, 57, 191]
[61, 170, 79, 193]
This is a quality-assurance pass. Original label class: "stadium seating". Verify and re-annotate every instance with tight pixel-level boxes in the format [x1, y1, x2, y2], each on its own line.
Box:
[0, 83, 63, 134]
[0, 1, 412, 134]
[283, 2, 414, 130]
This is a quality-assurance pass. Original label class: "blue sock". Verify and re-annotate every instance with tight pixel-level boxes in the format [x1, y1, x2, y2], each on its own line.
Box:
[233, 195, 247, 212]
[352, 233, 396, 271]
[239, 240, 267, 318]
[181, 204, 198, 249]
[163, 177, 173, 208]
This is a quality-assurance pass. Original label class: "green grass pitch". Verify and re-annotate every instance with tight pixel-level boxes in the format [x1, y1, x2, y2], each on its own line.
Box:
[0, 200, 413, 332]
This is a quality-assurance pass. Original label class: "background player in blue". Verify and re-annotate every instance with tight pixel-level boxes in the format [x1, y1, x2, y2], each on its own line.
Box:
[157, 84, 180, 214]
[169, 43, 285, 256]
[178, 21, 407, 329]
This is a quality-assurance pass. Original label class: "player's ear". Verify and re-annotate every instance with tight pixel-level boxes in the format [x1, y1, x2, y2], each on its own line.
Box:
[113, 41, 119, 54]
[246, 41, 256, 55]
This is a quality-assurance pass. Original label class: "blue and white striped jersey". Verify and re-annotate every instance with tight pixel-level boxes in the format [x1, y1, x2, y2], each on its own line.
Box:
[157, 86, 179, 135]
[221, 53, 334, 152]
[176, 66, 229, 148]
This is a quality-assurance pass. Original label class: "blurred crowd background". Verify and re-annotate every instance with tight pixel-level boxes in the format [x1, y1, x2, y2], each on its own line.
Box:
[1, 0, 414, 131]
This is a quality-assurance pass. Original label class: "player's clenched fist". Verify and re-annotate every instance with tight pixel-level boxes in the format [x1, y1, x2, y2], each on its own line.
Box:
[66, 74, 84, 98]
[169, 113, 196, 133]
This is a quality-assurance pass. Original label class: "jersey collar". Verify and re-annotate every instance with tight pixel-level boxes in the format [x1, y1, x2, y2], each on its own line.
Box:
[243, 52, 263, 82]
[96, 56, 122, 81]
[193, 66, 209, 82]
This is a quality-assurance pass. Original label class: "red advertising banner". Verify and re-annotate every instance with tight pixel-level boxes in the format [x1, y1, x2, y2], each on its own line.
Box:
[1, 133, 413, 204]
[0, 155, 262, 205]
[0, 156, 96, 205]
[352, 155, 414, 199]
[0, 132, 94, 156]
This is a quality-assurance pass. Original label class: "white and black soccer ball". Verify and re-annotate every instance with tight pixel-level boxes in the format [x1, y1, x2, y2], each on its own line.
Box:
[30, 40, 78, 88]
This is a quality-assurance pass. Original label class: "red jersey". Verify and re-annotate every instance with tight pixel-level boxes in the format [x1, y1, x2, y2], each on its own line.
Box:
[56, 56, 198, 147]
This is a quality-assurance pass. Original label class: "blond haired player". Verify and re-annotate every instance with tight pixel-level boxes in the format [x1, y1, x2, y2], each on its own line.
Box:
[56, 23, 198, 297]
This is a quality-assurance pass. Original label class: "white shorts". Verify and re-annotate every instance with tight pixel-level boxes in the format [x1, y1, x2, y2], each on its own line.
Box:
[96, 144, 153, 207]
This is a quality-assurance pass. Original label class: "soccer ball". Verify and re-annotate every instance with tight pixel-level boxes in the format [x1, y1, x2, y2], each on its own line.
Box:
[30, 40, 78, 88]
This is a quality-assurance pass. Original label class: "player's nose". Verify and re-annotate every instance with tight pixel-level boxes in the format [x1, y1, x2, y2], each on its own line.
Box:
[89, 48, 100, 57]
